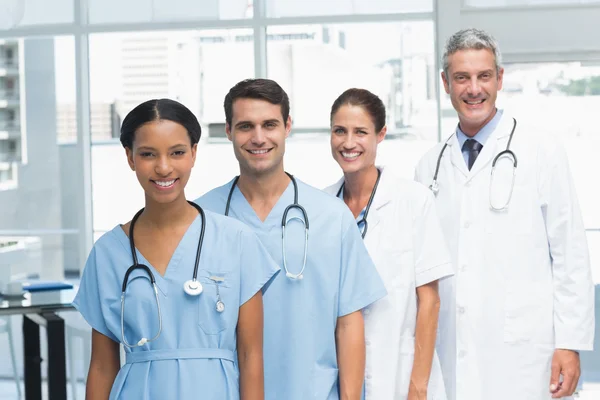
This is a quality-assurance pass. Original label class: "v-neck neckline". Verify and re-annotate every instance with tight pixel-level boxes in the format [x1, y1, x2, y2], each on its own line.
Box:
[113, 214, 202, 295]
[229, 179, 295, 229]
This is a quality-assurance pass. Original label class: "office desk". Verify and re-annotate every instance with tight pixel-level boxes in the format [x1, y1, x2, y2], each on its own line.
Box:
[0, 288, 77, 400]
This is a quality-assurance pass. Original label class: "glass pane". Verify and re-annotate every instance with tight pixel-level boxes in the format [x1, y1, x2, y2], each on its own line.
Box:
[0, 0, 73, 30]
[500, 63, 600, 397]
[264, 22, 437, 186]
[88, 0, 252, 24]
[0, 35, 81, 285]
[267, 0, 432, 17]
[89, 29, 254, 236]
[464, 0, 600, 7]
[499, 62, 600, 228]
[581, 230, 600, 393]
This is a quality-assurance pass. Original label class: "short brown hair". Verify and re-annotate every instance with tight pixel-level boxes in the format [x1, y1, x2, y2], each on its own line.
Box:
[224, 79, 290, 127]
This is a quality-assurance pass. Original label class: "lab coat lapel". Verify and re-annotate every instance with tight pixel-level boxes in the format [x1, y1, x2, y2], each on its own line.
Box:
[328, 169, 390, 235]
[447, 133, 469, 178]
[467, 113, 513, 180]
[366, 167, 393, 234]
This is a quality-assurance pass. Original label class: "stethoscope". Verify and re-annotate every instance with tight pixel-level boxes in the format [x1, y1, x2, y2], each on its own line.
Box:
[336, 168, 382, 239]
[429, 118, 518, 211]
[225, 172, 309, 280]
[120, 201, 224, 348]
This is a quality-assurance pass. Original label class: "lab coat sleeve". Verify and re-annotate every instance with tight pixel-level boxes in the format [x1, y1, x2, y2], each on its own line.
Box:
[238, 229, 281, 306]
[338, 211, 388, 317]
[414, 190, 454, 287]
[540, 139, 595, 351]
[72, 247, 120, 343]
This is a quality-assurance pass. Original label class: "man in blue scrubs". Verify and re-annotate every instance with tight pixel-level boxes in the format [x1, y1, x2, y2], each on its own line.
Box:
[196, 79, 387, 400]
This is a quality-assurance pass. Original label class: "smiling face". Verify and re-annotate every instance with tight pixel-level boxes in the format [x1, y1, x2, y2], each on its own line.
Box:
[226, 97, 291, 179]
[330, 104, 386, 174]
[442, 48, 504, 136]
[126, 119, 196, 205]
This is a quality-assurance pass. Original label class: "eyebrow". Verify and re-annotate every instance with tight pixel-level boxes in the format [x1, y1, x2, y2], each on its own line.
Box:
[453, 69, 494, 76]
[136, 144, 188, 151]
[332, 125, 369, 131]
[234, 119, 280, 128]
[263, 119, 280, 125]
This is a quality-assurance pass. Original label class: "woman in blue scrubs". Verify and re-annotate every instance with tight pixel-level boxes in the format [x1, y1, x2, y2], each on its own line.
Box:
[73, 99, 279, 400]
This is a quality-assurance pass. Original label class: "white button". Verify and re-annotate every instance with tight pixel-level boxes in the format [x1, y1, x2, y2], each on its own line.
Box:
[363, 309, 370, 315]
[366, 340, 371, 346]
[459, 350, 467, 358]
[464, 221, 470, 228]
[458, 306, 465, 314]
[460, 265, 467, 272]
[366, 374, 372, 380]
[465, 181, 471, 187]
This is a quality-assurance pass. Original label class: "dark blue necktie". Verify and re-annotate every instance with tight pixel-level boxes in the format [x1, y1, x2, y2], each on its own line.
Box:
[463, 139, 483, 170]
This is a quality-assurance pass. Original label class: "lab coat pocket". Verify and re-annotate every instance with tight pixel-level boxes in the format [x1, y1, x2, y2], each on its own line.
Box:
[197, 270, 231, 335]
[311, 366, 339, 399]
[395, 335, 416, 399]
[379, 245, 413, 290]
[503, 283, 553, 344]
[485, 184, 532, 235]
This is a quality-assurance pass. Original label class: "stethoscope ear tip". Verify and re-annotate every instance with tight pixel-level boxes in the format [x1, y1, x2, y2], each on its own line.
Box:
[183, 280, 203, 296]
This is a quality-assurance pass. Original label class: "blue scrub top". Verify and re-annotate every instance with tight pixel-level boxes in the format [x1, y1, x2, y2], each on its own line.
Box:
[73, 210, 280, 400]
[197, 177, 387, 400]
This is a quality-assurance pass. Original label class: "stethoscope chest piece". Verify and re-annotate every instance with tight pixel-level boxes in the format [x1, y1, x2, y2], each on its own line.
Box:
[285, 271, 303, 280]
[429, 180, 439, 196]
[183, 279, 203, 296]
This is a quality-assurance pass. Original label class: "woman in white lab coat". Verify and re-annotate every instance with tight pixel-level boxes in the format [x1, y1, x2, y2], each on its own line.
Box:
[324, 88, 454, 400]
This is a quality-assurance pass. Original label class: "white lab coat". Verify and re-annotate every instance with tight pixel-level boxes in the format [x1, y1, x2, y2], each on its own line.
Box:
[414, 112, 595, 400]
[325, 167, 454, 399]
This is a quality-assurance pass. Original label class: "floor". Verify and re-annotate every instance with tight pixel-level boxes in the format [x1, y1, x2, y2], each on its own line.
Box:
[0, 379, 85, 400]
[0, 380, 599, 399]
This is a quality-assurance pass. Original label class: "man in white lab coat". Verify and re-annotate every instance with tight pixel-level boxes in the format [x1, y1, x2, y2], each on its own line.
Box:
[415, 28, 595, 400]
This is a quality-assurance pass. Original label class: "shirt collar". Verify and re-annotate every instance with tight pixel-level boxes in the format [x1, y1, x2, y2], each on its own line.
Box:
[456, 108, 503, 149]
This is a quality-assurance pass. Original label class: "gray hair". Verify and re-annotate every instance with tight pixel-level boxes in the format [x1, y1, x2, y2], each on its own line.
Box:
[442, 28, 502, 77]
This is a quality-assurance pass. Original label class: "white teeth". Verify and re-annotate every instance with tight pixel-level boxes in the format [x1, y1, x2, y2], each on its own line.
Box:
[249, 149, 269, 154]
[342, 152, 360, 159]
[155, 180, 175, 187]
[466, 100, 484, 105]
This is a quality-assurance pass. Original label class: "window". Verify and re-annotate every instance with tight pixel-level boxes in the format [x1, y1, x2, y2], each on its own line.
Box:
[89, 29, 254, 237]
[262, 21, 437, 186]
[499, 62, 600, 227]
[267, 0, 432, 18]
[0, 0, 73, 30]
[0, 35, 81, 282]
[463, 0, 600, 7]
[88, 0, 253, 24]
[500, 62, 600, 391]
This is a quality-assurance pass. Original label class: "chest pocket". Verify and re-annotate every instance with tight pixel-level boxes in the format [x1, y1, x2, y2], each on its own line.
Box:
[197, 269, 232, 335]
[376, 222, 414, 292]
